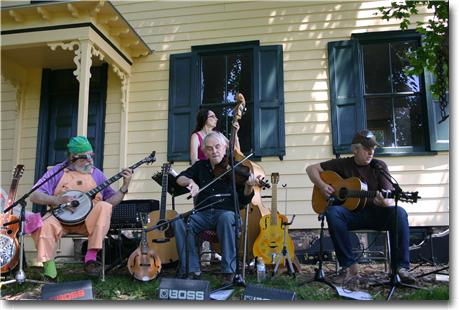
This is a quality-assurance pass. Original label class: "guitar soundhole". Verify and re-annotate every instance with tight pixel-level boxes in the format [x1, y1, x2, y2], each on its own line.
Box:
[338, 188, 348, 200]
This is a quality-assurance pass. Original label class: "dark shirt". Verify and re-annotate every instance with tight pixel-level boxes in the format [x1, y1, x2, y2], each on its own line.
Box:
[178, 159, 254, 212]
[320, 157, 394, 207]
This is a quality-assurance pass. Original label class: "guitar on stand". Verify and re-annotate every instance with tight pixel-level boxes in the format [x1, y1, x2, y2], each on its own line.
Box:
[147, 163, 179, 265]
[128, 212, 162, 281]
[253, 173, 295, 268]
[1, 164, 25, 275]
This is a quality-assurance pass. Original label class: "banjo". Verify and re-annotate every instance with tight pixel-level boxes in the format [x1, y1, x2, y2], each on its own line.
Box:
[51, 151, 156, 225]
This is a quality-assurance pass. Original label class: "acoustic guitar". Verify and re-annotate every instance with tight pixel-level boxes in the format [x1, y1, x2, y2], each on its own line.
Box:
[253, 173, 295, 266]
[51, 151, 156, 225]
[312, 170, 420, 214]
[127, 212, 161, 281]
[147, 163, 179, 265]
[1, 164, 25, 274]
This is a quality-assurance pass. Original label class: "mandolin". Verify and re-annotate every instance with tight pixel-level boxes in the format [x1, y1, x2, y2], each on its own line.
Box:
[252, 173, 295, 266]
[127, 212, 161, 281]
[311, 170, 420, 214]
[51, 151, 156, 225]
[147, 162, 179, 265]
[1, 164, 25, 274]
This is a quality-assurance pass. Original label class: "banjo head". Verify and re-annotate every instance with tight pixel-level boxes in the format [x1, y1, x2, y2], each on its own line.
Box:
[52, 190, 92, 225]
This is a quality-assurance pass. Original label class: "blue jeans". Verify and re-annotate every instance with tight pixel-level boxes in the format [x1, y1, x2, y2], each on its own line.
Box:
[325, 204, 410, 270]
[172, 208, 238, 274]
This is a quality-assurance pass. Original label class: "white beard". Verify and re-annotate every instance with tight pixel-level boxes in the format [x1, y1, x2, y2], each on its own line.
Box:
[73, 163, 93, 174]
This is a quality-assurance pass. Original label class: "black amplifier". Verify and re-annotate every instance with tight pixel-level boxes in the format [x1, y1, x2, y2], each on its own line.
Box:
[110, 199, 158, 229]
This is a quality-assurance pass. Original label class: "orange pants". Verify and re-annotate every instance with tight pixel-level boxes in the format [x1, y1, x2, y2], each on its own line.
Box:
[31, 201, 112, 263]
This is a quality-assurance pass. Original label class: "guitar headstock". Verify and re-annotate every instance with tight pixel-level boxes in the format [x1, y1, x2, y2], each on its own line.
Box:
[142, 151, 156, 165]
[139, 212, 150, 227]
[399, 191, 421, 204]
[12, 164, 25, 181]
[161, 162, 171, 175]
[271, 172, 280, 185]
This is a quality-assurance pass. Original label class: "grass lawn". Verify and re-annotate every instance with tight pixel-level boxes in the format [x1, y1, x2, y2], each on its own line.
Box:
[0, 261, 449, 301]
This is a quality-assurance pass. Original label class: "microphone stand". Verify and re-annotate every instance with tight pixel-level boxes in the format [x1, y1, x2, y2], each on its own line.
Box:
[302, 197, 336, 292]
[211, 138, 246, 293]
[371, 165, 419, 300]
[2, 160, 72, 286]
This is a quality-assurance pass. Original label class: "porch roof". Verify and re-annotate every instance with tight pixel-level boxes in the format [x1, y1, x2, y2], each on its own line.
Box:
[1, 0, 151, 83]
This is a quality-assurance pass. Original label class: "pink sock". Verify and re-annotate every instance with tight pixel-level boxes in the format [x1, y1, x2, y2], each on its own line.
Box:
[84, 249, 98, 263]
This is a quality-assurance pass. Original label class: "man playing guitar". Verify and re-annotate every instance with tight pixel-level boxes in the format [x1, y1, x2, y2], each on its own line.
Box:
[306, 129, 415, 285]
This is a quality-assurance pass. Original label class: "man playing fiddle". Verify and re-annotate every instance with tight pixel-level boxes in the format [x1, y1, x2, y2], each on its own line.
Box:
[173, 131, 260, 284]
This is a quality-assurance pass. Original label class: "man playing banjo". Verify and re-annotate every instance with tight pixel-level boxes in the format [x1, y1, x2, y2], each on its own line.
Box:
[30, 136, 132, 280]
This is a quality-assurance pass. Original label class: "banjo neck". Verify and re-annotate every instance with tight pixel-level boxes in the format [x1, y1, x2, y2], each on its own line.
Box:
[86, 159, 146, 198]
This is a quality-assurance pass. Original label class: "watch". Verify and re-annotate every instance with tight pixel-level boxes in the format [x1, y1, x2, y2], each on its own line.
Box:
[120, 188, 128, 194]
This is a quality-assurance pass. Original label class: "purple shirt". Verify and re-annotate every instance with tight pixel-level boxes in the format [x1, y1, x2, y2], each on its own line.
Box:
[34, 162, 116, 200]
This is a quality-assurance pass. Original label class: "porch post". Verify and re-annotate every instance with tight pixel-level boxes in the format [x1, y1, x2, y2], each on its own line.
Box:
[77, 39, 92, 136]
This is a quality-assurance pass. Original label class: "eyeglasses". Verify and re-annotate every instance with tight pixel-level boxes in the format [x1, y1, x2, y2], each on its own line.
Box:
[74, 153, 95, 160]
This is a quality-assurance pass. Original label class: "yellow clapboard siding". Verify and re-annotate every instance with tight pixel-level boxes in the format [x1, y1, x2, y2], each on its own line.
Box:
[0, 1, 445, 232]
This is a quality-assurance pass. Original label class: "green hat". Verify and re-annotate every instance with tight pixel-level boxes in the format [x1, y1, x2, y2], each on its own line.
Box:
[67, 136, 93, 154]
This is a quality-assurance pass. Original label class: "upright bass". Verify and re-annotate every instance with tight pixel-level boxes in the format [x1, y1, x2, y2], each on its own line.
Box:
[229, 94, 271, 262]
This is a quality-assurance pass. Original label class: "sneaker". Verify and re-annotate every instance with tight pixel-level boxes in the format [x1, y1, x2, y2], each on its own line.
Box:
[398, 268, 416, 284]
[84, 260, 102, 276]
[332, 263, 359, 284]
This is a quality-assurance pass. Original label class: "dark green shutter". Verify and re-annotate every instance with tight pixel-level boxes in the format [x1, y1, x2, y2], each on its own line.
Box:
[167, 52, 198, 162]
[424, 70, 449, 151]
[327, 40, 364, 154]
[254, 45, 285, 159]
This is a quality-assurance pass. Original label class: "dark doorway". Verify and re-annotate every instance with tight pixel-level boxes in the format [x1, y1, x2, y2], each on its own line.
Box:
[34, 65, 108, 212]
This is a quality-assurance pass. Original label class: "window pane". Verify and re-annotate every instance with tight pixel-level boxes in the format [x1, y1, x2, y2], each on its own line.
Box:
[365, 97, 394, 147]
[391, 41, 420, 93]
[362, 43, 391, 93]
[394, 95, 424, 147]
[202, 55, 226, 104]
[226, 53, 252, 103]
[202, 52, 252, 104]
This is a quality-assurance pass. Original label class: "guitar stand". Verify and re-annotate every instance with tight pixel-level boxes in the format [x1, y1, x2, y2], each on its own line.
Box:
[272, 215, 296, 277]
[1, 200, 47, 288]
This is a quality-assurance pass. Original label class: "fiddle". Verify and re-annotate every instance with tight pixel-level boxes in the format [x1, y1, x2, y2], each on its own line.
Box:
[213, 155, 270, 189]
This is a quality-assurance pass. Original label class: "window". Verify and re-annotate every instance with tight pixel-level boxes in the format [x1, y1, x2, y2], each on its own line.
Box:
[168, 41, 285, 162]
[328, 30, 448, 155]
[362, 39, 425, 149]
[201, 51, 253, 152]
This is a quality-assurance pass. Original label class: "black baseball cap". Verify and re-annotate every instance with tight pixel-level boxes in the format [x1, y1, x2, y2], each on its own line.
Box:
[351, 130, 380, 148]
